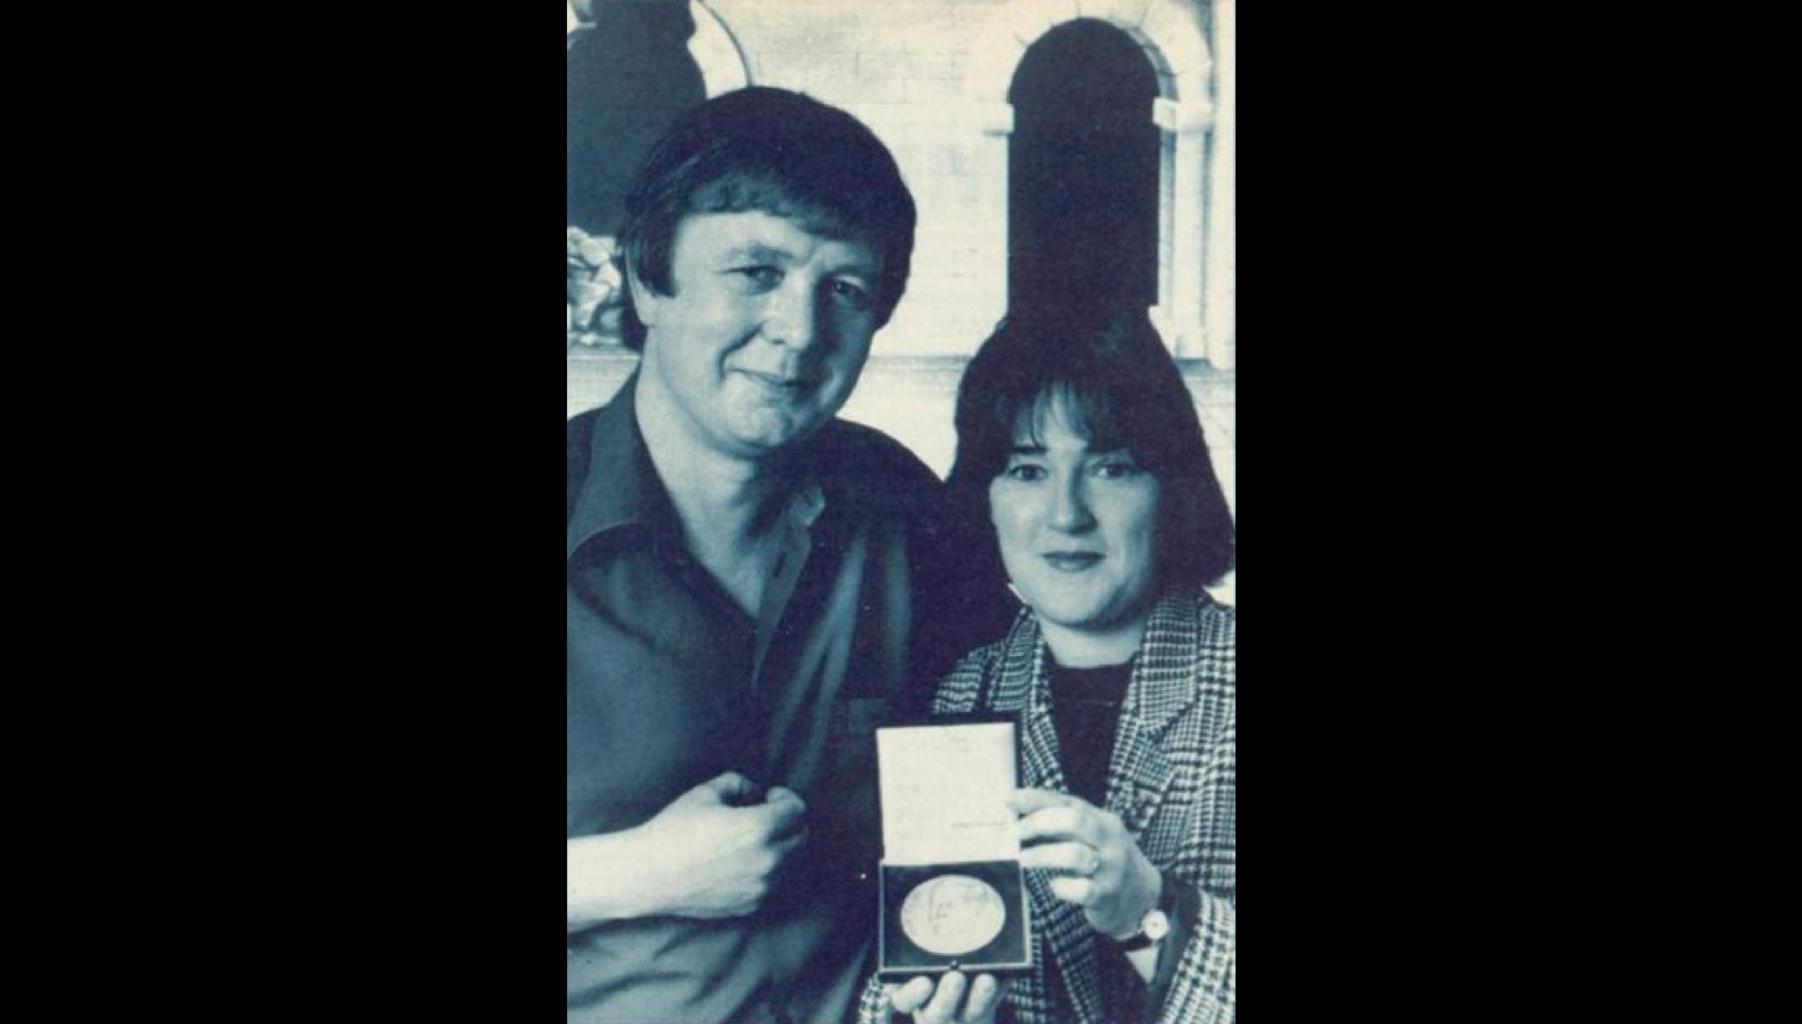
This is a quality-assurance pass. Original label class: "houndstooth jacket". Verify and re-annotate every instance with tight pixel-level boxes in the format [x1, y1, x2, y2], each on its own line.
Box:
[858, 589, 1235, 1024]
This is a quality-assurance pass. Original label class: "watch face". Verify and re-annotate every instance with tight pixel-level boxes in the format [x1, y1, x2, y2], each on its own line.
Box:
[1142, 909, 1171, 942]
[899, 874, 1008, 956]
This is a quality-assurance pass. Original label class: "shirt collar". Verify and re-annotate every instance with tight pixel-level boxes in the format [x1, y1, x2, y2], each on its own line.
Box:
[567, 371, 831, 562]
[567, 371, 666, 561]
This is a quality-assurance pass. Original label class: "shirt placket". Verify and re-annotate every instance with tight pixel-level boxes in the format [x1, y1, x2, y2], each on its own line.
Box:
[749, 482, 825, 691]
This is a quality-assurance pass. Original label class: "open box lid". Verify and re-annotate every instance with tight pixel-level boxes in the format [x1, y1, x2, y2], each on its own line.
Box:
[875, 715, 1021, 865]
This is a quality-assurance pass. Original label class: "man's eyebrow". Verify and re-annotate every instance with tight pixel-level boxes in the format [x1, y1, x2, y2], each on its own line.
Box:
[829, 253, 881, 279]
[720, 242, 794, 264]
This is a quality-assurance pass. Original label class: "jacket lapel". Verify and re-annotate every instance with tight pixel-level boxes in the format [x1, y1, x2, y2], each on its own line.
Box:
[1107, 593, 1204, 850]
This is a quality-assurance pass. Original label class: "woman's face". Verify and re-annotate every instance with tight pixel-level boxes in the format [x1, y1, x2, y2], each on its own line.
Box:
[988, 395, 1163, 640]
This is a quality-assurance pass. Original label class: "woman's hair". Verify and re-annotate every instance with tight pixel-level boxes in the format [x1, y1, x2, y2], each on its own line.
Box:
[610, 87, 917, 350]
[944, 311, 1236, 598]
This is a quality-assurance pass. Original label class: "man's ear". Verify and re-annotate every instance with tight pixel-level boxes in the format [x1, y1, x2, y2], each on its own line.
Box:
[625, 263, 662, 329]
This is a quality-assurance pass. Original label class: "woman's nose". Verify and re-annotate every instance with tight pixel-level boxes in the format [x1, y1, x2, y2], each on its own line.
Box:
[1048, 475, 1096, 532]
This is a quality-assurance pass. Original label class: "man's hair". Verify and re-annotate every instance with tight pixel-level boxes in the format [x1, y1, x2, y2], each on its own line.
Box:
[610, 87, 917, 350]
[944, 311, 1236, 598]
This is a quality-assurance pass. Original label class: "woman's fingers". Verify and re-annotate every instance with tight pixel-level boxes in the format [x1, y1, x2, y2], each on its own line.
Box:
[964, 974, 1004, 1022]
[1007, 787, 1076, 815]
[888, 977, 935, 1014]
[1048, 874, 1098, 907]
[920, 970, 968, 1024]
[1013, 789, 1138, 920]
[1017, 840, 1099, 876]
[889, 972, 1006, 1023]
[1015, 806, 1106, 846]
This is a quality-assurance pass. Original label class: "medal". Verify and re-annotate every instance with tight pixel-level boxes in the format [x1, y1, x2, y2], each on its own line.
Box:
[899, 874, 1007, 956]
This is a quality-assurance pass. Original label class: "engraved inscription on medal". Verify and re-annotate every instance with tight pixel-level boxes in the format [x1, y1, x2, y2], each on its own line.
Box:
[899, 874, 1007, 956]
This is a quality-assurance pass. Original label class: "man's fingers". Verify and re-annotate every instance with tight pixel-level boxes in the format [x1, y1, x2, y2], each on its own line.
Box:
[921, 970, 968, 1024]
[768, 823, 809, 861]
[964, 974, 1004, 1022]
[766, 785, 807, 813]
[758, 789, 809, 838]
[1048, 875, 1097, 907]
[1018, 840, 1098, 876]
[700, 771, 762, 804]
[889, 977, 934, 1014]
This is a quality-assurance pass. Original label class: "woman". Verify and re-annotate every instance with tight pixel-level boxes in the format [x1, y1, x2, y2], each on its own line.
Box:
[864, 312, 1236, 1024]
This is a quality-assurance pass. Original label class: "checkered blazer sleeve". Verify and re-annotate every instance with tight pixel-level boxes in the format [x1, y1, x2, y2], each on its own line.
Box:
[1154, 603, 1235, 1024]
[856, 972, 893, 1024]
[1154, 706, 1234, 1023]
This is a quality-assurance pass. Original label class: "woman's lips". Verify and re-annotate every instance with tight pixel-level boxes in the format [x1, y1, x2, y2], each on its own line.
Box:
[1042, 552, 1102, 572]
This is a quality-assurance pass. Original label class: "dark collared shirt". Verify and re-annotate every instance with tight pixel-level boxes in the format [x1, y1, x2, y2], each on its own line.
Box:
[568, 375, 989, 1023]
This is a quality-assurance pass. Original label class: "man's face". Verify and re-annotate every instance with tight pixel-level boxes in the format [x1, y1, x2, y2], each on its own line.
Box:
[634, 210, 884, 461]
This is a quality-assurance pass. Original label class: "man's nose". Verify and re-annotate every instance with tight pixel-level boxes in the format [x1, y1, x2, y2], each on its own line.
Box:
[1048, 474, 1096, 532]
[763, 280, 820, 351]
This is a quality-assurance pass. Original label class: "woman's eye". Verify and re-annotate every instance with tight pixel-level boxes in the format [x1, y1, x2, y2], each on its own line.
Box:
[1002, 463, 1047, 482]
[1093, 459, 1142, 479]
[828, 279, 873, 311]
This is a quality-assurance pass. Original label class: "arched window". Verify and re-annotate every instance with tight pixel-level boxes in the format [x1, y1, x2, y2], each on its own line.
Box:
[962, 0, 1225, 366]
[1007, 19, 1160, 325]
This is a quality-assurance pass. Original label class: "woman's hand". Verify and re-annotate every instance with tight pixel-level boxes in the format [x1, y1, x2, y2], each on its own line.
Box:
[1009, 788, 1162, 940]
[886, 971, 1005, 1024]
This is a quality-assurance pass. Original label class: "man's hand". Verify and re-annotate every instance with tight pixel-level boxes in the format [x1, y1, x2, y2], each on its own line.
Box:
[1010, 788, 1161, 940]
[567, 772, 807, 926]
[885, 971, 1005, 1024]
[636, 771, 808, 919]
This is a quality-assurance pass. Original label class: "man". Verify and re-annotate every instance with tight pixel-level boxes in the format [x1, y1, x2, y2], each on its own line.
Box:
[567, 87, 998, 1023]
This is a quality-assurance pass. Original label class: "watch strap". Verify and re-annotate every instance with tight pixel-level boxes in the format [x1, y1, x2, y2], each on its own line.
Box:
[1113, 917, 1164, 952]
[1110, 873, 1177, 951]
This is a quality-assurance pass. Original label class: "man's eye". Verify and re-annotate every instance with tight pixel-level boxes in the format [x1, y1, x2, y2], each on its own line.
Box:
[1002, 463, 1047, 482]
[732, 266, 781, 288]
[828, 279, 873, 311]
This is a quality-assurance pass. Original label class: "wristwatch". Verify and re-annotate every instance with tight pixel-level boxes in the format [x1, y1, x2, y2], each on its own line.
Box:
[1111, 878, 1175, 952]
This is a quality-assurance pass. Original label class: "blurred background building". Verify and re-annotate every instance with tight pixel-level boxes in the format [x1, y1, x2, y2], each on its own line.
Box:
[568, 0, 1235, 598]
